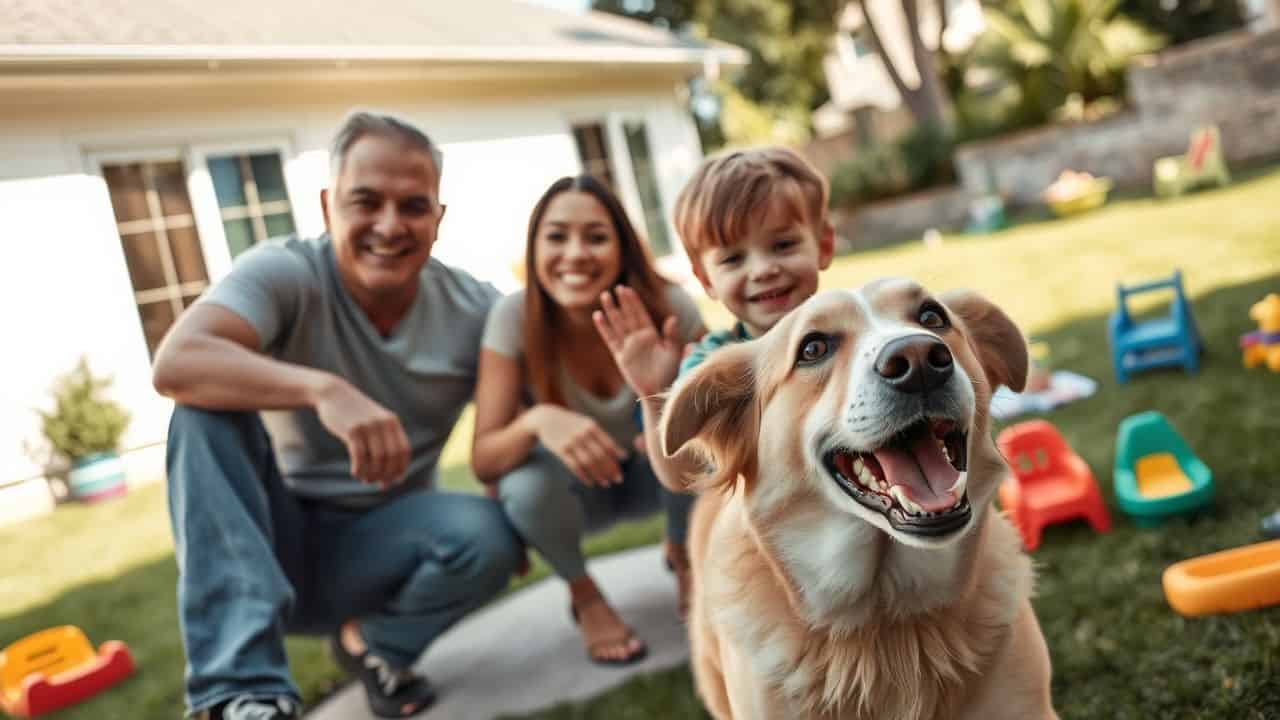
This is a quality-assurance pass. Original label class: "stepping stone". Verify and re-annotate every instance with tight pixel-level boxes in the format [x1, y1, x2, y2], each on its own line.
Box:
[307, 545, 689, 720]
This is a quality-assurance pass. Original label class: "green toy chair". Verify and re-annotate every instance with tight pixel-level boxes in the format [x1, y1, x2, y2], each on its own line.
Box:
[1114, 411, 1214, 528]
[1153, 125, 1230, 199]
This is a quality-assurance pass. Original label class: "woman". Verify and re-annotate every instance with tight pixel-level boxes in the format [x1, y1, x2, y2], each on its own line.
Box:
[472, 175, 705, 666]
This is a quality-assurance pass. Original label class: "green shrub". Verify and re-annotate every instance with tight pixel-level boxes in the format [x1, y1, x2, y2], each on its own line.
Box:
[828, 125, 956, 210]
[38, 358, 131, 463]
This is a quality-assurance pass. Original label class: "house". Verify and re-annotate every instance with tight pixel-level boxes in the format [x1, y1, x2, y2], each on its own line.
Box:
[0, 0, 744, 523]
[812, 0, 985, 146]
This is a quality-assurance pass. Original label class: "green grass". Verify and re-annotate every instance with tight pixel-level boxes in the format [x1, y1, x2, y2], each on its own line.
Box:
[4, 168, 1280, 719]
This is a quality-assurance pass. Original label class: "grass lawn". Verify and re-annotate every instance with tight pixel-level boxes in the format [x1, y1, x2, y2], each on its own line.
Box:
[3, 167, 1279, 719]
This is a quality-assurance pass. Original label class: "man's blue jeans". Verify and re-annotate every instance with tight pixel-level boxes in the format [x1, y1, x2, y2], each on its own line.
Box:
[165, 406, 522, 714]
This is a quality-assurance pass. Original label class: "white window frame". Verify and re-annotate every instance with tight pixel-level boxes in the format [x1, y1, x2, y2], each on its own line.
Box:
[187, 137, 301, 281]
[566, 112, 676, 259]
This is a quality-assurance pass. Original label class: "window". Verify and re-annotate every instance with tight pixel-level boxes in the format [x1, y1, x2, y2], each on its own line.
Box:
[207, 152, 297, 258]
[101, 160, 210, 357]
[571, 122, 618, 193]
[621, 120, 672, 257]
[572, 118, 673, 258]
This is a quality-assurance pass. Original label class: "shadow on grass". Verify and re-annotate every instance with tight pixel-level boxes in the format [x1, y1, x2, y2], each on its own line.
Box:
[506, 274, 1280, 720]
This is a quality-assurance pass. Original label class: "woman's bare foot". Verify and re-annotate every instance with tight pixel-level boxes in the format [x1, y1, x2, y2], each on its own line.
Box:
[665, 542, 692, 620]
[568, 575, 647, 664]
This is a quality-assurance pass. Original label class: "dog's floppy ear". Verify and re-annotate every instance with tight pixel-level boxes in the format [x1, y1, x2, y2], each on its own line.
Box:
[660, 342, 759, 493]
[940, 289, 1029, 393]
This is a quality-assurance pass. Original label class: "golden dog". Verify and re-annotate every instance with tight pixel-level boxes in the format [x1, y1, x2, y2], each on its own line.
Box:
[660, 280, 1058, 720]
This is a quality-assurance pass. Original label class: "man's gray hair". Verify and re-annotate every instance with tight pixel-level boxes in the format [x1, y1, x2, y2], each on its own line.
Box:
[329, 110, 444, 179]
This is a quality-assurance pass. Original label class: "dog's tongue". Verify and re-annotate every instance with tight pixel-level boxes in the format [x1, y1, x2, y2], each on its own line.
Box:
[871, 432, 960, 513]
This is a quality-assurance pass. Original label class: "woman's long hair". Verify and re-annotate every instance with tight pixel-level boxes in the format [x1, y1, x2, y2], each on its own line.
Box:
[523, 175, 673, 406]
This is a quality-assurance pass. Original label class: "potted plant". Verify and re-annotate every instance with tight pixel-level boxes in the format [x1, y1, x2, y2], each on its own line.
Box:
[37, 358, 131, 503]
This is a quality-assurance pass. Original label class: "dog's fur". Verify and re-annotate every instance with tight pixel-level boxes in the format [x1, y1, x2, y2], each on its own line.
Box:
[660, 280, 1058, 720]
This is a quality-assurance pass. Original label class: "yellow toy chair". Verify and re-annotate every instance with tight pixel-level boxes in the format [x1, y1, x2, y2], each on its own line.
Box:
[1154, 125, 1230, 198]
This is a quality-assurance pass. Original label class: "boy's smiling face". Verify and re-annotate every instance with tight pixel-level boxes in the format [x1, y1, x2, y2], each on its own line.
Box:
[696, 200, 835, 338]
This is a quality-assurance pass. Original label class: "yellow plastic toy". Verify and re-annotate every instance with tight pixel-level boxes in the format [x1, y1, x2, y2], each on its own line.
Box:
[0, 626, 134, 718]
[1042, 170, 1112, 217]
[1154, 124, 1231, 198]
[1134, 453, 1193, 498]
[1163, 540, 1280, 616]
[1241, 293, 1280, 372]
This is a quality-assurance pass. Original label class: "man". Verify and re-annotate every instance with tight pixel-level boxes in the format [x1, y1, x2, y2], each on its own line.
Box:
[153, 111, 522, 720]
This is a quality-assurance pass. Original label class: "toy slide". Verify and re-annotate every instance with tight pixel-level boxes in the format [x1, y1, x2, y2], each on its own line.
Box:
[0, 626, 134, 718]
[1163, 540, 1280, 617]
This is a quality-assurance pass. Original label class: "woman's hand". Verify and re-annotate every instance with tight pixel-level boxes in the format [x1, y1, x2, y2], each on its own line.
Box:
[312, 376, 410, 487]
[593, 285, 683, 398]
[530, 405, 628, 487]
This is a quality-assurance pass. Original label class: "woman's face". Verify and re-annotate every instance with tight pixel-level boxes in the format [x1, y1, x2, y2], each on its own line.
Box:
[532, 190, 623, 314]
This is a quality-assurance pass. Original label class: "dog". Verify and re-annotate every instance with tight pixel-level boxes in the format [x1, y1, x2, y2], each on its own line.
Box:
[660, 279, 1058, 720]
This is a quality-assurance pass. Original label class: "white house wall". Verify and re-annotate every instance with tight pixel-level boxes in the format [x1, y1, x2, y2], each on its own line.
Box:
[0, 74, 703, 490]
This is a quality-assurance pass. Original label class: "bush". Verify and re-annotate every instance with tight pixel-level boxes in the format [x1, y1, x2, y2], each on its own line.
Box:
[828, 125, 955, 210]
[38, 357, 131, 464]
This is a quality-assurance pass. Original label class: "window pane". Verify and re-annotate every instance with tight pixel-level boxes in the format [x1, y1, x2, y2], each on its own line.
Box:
[223, 218, 256, 258]
[102, 164, 149, 223]
[119, 232, 167, 292]
[623, 120, 671, 256]
[153, 161, 193, 217]
[167, 226, 210, 285]
[137, 300, 177, 358]
[250, 153, 290, 204]
[263, 212, 296, 239]
[209, 156, 247, 208]
[572, 123, 616, 192]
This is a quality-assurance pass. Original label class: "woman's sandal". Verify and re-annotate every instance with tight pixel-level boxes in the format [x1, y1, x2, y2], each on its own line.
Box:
[570, 597, 648, 667]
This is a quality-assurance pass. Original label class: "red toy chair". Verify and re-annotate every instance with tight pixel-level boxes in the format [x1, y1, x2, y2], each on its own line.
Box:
[997, 420, 1111, 551]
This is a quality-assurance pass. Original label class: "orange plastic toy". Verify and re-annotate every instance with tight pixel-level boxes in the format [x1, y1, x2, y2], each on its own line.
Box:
[1163, 540, 1280, 617]
[997, 420, 1112, 551]
[0, 626, 134, 718]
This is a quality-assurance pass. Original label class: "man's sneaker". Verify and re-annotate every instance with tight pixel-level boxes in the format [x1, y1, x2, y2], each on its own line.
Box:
[196, 695, 300, 720]
[330, 630, 436, 718]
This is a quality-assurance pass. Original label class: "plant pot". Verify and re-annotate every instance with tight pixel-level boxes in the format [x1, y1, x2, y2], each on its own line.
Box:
[67, 452, 127, 503]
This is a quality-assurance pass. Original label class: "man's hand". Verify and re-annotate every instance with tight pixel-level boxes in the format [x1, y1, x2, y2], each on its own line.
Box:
[312, 377, 410, 487]
[530, 405, 627, 487]
[593, 285, 683, 399]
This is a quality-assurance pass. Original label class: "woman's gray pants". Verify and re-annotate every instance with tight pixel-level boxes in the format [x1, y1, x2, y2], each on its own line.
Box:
[497, 446, 693, 580]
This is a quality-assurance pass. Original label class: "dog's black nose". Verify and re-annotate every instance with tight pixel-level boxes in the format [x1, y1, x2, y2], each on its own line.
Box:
[875, 335, 953, 394]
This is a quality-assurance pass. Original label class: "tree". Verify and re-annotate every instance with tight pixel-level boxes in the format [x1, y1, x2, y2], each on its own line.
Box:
[973, 0, 1166, 126]
[855, 0, 954, 133]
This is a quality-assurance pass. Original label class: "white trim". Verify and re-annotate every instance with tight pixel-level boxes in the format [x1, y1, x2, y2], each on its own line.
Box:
[0, 43, 749, 66]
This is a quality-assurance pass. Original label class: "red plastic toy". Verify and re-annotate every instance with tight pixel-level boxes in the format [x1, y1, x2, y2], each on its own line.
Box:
[0, 626, 134, 718]
[997, 420, 1112, 551]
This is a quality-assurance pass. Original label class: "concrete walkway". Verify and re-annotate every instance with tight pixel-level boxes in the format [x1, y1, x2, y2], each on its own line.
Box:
[307, 545, 690, 720]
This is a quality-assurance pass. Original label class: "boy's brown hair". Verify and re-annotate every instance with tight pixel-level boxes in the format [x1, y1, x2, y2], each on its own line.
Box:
[673, 146, 829, 275]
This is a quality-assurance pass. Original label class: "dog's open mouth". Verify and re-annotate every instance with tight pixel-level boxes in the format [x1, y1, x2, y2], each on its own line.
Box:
[823, 418, 971, 537]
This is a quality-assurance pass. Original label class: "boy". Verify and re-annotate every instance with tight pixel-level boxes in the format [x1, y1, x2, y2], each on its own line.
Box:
[594, 145, 835, 491]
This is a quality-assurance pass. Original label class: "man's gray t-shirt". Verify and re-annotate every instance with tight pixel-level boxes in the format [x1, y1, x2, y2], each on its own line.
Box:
[198, 234, 498, 508]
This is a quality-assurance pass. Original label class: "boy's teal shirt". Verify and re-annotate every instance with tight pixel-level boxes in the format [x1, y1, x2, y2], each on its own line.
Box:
[678, 321, 754, 377]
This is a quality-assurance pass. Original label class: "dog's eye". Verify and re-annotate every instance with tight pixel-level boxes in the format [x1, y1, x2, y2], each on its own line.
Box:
[797, 333, 833, 365]
[918, 302, 949, 330]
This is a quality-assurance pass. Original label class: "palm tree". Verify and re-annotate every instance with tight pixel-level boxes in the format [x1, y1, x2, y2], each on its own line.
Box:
[971, 0, 1165, 126]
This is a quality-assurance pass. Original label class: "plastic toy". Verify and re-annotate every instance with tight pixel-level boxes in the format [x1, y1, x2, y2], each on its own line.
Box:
[1241, 293, 1280, 372]
[0, 626, 134, 718]
[1262, 510, 1280, 539]
[1107, 269, 1201, 383]
[1153, 125, 1230, 199]
[1113, 411, 1214, 527]
[1042, 170, 1112, 217]
[1163, 540, 1280, 616]
[997, 420, 1111, 551]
